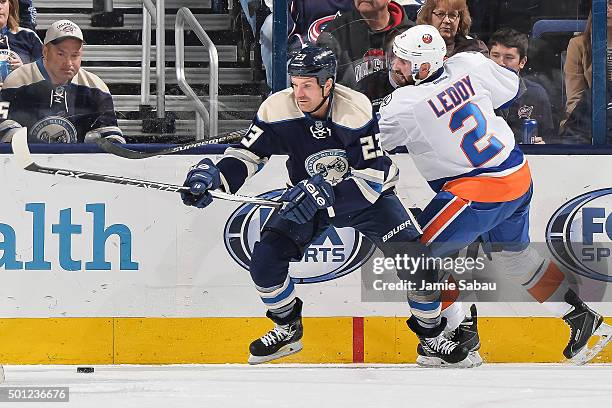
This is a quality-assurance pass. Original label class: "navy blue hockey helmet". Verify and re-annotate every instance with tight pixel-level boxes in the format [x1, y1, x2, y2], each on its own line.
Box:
[288, 46, 337, 86]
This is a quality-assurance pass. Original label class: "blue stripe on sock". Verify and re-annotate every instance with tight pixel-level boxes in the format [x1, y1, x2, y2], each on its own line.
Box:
[261, 280, 295, 305]
[408, 299, 441, 311]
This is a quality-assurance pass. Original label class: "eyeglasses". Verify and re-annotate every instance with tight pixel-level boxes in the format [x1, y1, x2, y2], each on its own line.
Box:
[432, 10, 460, 22]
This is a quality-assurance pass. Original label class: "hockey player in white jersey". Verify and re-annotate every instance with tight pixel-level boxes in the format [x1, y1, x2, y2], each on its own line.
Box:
[378, 25, 612, 367]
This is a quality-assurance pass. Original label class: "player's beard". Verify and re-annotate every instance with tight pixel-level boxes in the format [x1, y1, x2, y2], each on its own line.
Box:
[391, 70, 409, 87]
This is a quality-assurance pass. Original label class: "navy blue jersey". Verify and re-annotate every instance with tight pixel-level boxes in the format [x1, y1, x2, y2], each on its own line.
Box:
[507, 77, 554, 143]
[19, 0, 37, 30]
[288, 0, 353, 46]
[0, 59, 122, 143]
[215, 84, 399, 216]
[0, 26, 42, 65]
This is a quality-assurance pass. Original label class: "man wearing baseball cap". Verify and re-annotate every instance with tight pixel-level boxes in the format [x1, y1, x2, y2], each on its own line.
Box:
[0, 19, 125, 143]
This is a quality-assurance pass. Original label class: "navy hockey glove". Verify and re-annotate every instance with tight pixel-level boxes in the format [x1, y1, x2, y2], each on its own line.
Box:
[181, 158, 222, 208]
[279, 174, 335, 224]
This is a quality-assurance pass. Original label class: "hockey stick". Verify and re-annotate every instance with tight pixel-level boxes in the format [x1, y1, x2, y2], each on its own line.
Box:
[11, 129, 281, 208]
[95, 127, 248, 159]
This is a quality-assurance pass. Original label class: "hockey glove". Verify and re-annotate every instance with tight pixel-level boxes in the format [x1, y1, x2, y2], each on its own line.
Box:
[279, 174, 335, 224]
[181, 158, 222, 208]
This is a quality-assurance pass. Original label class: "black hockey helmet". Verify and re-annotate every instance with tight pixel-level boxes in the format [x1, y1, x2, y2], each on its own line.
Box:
[288, 46, 337, 86]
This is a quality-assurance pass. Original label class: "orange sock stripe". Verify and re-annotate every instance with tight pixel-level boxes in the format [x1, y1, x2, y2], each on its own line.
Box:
[527, 262, 565, 303]
[441, 275, 460, 310]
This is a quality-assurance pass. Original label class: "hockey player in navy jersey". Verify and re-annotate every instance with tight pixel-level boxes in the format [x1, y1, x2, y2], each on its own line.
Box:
[379, 25, 612, 366]
[182, 45, 469, 365]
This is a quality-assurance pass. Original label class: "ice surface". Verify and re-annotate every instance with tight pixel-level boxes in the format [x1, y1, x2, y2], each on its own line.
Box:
[1, 364, 611, 408]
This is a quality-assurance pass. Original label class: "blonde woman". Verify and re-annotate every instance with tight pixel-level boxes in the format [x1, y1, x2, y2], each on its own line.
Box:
[416, 0, 488, 57]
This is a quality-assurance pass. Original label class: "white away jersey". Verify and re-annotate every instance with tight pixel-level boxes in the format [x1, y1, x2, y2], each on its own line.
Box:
[379, 52, 531, 203]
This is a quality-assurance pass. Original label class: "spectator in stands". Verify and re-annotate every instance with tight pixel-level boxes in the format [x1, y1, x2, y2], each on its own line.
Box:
[0, 0, 42, 77]
[240, 0, 353, 91]
[317, 0, 415, 111]
[0, 19, 125, 144]
[415, 0, 488, 57]
[489, 27, 552, 144]
[561, 5, 612, 143]
[563, 11, 593, 126]
[287, 0, 353, 47]
[239, 0, 262, 36]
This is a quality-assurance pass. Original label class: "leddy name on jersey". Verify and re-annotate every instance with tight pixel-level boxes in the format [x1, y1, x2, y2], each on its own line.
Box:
[427, 75, 476, 118]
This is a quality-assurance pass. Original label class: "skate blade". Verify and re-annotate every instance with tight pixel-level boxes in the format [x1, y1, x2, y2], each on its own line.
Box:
[570, 323, 612, 365]
[467, 351, 483, 367]
[248, 341, 303, 365]
[416, 352, 481, 369]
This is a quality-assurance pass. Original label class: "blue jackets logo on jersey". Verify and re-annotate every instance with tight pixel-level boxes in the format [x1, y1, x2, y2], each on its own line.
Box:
[0, 49, 19, 61]
[30, 116, 77, 143]
[546, 189, 612, 282]
[224, 189, 375, 283]
[305, 149, 349, 185]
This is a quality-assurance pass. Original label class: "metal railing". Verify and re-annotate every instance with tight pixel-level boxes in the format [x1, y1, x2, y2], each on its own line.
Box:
[175, 7, 219, 140]
[140, 0, 165, 118]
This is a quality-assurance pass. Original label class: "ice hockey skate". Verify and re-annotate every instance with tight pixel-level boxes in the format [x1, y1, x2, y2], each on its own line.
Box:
[562, 290, 612, 365]
[248, 298, 304, 364]
[407, 315, 470, 367]
[417, 304, 482, 368]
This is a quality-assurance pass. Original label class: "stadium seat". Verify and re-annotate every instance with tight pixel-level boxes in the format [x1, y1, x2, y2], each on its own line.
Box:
[531, 19, 586, 39]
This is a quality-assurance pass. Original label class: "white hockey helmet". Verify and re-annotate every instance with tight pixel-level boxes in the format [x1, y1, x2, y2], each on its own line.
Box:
[392, 25, 447, 83]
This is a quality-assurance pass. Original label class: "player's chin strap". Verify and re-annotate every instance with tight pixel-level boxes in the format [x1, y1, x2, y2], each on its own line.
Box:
[305, 82, 335, 115]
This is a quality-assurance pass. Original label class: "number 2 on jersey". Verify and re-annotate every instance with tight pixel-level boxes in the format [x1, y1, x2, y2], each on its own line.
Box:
[450, 102, 504, 167]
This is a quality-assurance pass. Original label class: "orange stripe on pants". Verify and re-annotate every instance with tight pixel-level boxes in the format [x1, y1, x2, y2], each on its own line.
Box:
[421, 197, 467, 244]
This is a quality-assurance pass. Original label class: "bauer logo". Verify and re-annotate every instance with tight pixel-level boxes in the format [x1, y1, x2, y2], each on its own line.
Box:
[0, 203, 138, 271]
[224, 189, 375, 283]
[546, 188, 612, 282]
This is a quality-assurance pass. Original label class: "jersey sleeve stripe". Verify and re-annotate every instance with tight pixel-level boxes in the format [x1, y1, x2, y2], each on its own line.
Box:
[351, 167, 385, 186]
[224, 147, 268, 178]
[350, 177, 381, 203]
